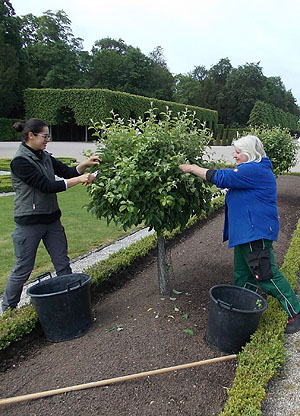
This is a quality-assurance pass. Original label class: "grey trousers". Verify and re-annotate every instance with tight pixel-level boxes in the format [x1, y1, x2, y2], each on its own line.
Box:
[2, 220, 72, 312]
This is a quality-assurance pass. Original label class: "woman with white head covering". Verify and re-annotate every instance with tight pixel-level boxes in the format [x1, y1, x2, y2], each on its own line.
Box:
[179, 134, 300, 334]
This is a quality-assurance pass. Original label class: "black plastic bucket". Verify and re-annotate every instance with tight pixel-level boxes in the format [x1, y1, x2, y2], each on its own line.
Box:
[27, 272, 93, 342]
[206, 284, 267, 354]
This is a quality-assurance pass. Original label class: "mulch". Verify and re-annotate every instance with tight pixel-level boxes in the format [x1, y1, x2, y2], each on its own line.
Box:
[0, 175, 299, 416]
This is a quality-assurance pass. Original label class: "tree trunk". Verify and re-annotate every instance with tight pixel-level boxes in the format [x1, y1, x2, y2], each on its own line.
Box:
[157, 233, 171, 295]
[85, 125, 88, 142]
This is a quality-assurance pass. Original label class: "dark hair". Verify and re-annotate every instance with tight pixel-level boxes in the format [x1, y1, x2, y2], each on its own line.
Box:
[13, 118, 48, 142]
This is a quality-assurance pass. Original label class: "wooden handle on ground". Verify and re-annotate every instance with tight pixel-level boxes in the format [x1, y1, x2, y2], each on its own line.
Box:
[0, 354, 237, 406]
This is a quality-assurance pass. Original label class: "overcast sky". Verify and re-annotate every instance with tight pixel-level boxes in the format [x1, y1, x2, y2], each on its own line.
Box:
[11, 0, 300, 105]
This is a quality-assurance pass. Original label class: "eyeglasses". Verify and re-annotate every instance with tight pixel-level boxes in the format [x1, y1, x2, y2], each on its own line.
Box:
[33, 133, 51, 140]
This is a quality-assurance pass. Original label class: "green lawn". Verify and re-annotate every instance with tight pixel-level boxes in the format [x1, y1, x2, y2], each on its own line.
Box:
[0, 186, 140, 294]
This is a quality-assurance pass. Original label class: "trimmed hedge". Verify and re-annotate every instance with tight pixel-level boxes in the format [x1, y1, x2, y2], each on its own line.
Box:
[249, 101, 300, 131]
[213, 125, 248, 146]
[0, 307, 38, 351]
[24, 88, 218, 131]
[0, 159, 12, 171]
[0, 175, 13, 193]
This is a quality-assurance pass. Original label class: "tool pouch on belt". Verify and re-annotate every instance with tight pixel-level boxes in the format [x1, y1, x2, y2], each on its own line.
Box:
[247, 240, 273, 281]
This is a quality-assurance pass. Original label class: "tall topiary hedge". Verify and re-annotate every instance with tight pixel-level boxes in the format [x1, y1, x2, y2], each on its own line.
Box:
[249, 101, 300, 131]
[24, 88, 218, 131]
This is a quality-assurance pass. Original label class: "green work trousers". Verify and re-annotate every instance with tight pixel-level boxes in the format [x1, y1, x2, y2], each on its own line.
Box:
[233, 239, 300, 318]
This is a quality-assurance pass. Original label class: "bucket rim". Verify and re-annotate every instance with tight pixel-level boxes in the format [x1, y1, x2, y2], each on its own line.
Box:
[26, 273, 92, 298]
[209, 284, 268, 314]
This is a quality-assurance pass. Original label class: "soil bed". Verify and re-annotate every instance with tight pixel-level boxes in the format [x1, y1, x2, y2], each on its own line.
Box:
[0, 175, 299, 416]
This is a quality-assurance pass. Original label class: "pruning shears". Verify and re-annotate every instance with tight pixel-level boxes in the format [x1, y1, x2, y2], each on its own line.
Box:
[82, 170, 100, 186]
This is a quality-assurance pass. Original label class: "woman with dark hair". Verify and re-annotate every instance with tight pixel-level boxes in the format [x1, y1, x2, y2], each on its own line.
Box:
[2, 118, 99, 313]
[179, 134, 300, 334]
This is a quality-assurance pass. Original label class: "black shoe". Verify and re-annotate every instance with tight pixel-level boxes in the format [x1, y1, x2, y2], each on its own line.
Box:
[285, 313, 300, 334]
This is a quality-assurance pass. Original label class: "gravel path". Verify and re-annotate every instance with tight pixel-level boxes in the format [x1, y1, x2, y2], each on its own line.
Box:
[261, 330, 300, 415]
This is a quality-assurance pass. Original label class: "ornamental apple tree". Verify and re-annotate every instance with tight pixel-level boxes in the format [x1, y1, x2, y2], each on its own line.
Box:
[87, 106, 213, 295]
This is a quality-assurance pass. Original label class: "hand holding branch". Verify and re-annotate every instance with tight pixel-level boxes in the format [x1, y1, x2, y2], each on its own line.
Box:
[179, 164, 208, 180]
[77, 156, 100, 173]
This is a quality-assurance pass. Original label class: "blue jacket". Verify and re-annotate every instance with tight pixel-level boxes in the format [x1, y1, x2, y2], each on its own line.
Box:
[212, 157, 279, 248]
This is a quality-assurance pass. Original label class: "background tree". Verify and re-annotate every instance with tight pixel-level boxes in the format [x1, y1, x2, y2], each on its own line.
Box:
[87, 107, 213, 295]
[203, 58, 233, 122]
[171, 58, 299, 128]
[20, 10, 87, 89]
[148, 46, 174, 100]
[191, 65, 208, 82]
[121, 47, 153, 96]
[223, 62, 265, 126]
[172, 74, 203, 106]
[89, 39, 174, 100]
[0, 0, 25, 117]
[208, 58, 232, 86]
[89, 39, 125, 90]
[1, 5, 299, 127]
[262, 76, 299, 116]
[262, 76, 287, 111]
[172, 59, 233, 120]
[284, 90, 299, 116]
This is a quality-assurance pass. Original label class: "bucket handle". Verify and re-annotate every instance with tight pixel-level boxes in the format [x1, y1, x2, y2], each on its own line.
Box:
[217, 299, 233, 310]
[35, 271, 52, 283]
[244, 282, 259, 292]
[67, 280, 82, 292]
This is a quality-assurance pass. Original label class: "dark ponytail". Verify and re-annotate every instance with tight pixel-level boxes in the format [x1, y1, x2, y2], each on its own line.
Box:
[13, 118, 48, 142]
[12, 122, 25, 133]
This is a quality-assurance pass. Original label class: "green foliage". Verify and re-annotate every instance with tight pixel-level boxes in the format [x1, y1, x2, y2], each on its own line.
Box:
[24, 88, 218, 131]
[0, 175, 13, 193]
[263, 77, 300, 117]
[87, 107, 213, 234]
[90, 40, 174, 101]
[214, 124, 224, 145]
[0, 118, 22, 141]
[174, 59, 300, 130]
[0, 306, 38, 350]
[2, 0, 300, 130]
[224, 63, 266, 127]
[0, 157, 75, 170]
[20, 10, 87, 89]
[0, 2, 25, 118]
[212, 125, 248, 146]
[249, 101, 300, 130]
[248, 125, 298, 175]
[173, 74, 203, 106]
[0, 159, 11, 170]
[56, 157, 77, 165]
[221, 219, 300, 416]
[285, 171, 300, 177]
